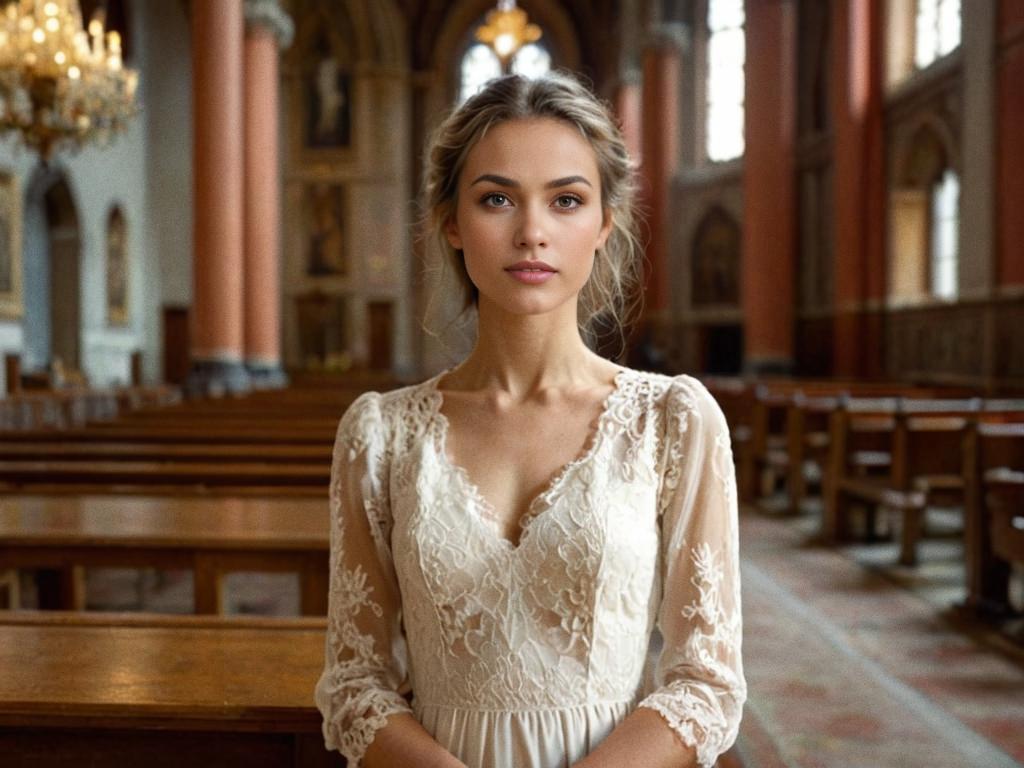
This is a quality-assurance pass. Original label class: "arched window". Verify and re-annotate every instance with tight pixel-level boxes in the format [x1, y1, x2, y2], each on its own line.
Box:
[914, 0, 961, 70]
[929, 169, 959, 300]
[888, 125, 959, 303]
[457, 41, 551, 104]
[706, 0, 745, 162]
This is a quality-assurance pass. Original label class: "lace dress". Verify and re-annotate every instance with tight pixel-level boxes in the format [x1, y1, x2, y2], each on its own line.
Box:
[314, 368, 746, 768]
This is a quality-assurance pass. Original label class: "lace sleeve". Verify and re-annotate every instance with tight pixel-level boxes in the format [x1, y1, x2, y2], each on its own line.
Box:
[638, 375, 747, 767]
[314, 391, 413, 766]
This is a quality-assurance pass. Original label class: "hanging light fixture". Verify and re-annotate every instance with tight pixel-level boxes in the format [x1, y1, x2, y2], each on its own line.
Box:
[474, 0, 542, 65]
[0, 0, 139, 160]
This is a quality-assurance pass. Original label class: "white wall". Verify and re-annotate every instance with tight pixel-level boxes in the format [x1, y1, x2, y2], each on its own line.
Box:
[0, 0, 193, 395]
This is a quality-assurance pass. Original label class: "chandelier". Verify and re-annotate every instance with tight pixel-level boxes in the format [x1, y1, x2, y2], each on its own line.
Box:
[475, 0, 541, 64]
[0, 0, 139, 160]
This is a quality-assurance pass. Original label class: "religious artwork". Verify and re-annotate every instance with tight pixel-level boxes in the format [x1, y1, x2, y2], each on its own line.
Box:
[106, 207, 128, 326]
[0, 171, 23, 320]
[306, 32, 351, 149]
[305, 182, 347, 277]
[691, 206, 740, 307]
[294, 289, 350, 370]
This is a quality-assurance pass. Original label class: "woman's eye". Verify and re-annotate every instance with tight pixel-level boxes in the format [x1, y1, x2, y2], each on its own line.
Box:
[482, 193, 510, 207]
[554, 195, 582, 210]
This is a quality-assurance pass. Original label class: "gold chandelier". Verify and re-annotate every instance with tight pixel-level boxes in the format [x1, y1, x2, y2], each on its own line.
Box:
[0, 0, 139, 160]
[475, 0, 541, 64]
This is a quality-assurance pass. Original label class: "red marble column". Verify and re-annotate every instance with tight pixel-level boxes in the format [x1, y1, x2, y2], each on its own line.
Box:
[638, 25, 683, 346]
[613, 71, 643, 164]
[243, 1, 293, 388]
[830, 0, 885, 377]
[188, 0, 249, 395]
[741, 0, 797, 374]
[998, 0, 1024, 287]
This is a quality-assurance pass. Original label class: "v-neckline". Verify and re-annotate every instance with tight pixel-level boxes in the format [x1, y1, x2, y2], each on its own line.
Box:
[427, 367, 631, 551]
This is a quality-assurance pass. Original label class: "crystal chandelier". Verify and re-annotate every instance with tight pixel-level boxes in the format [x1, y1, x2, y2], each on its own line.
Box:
[475, 0, 541, 64]
[0, 0, 139, 160]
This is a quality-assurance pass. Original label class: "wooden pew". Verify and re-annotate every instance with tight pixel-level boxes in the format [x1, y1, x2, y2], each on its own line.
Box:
[823, 398, 1018, 566]
[0, 495, 329, 614]
[963, 416, 1024, 618]
[0, 611, 341, 767]
[0, 424, 338, 445]
[754, 382, 977, 515]
[0, 459, 329, 495]
[0, 442, 330, 464]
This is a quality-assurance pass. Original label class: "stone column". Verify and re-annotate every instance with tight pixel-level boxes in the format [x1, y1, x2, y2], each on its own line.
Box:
[637, 23, 686, 364]
[187, 0, 250, 396]
[613, 69, 643, 163]
[830, 0, 885, 377]
[742, 0, 797, 375]
[243, 0, 293, 389]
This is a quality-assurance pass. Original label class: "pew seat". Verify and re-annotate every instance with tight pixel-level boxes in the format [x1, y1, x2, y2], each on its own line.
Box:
[0, 612, 340, 768]
[0, 495, 329, 614]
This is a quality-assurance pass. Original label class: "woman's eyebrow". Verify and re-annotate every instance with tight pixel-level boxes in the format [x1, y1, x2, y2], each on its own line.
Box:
[468, 173, 593, 189]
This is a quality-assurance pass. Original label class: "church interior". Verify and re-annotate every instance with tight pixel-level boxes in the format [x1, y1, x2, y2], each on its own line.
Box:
[0, 0, 1022, 766]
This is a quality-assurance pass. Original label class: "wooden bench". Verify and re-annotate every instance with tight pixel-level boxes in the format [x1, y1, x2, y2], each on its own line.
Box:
[0, 611, 341, 767]
[0, 442, 330, 464]
[0, 459, 329, 493]
[0, 425, 338, 445]
[963, 416, 1024, 618]
[823, 398, 1021, 566]
[0, 495, 329, 614]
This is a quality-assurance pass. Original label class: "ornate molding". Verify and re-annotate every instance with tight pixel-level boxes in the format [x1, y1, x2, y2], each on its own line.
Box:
[244, 0, 294, 49]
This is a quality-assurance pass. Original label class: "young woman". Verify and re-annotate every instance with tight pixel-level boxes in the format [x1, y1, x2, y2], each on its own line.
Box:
[315, 72, 745, 768]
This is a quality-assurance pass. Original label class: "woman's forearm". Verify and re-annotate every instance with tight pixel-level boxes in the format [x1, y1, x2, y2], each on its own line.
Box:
[571, 707, 697, 768]
[364, 712, 468, 768]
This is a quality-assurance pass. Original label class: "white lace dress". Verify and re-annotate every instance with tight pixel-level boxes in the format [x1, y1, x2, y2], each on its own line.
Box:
[314, 368, 746, 768]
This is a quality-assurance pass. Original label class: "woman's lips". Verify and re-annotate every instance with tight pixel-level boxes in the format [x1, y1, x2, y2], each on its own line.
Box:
[506, 267, 556, 284]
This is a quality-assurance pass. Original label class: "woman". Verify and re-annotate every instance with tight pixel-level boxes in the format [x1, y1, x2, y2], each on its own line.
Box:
[314, 72, 745, 768]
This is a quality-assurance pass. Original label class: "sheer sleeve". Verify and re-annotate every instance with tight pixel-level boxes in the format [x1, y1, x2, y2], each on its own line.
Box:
[637, 375, 746, 768]
[314, 391, 413, 766]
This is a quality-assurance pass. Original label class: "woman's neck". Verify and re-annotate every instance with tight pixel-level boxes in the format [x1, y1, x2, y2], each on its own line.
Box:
[446, 297, 610, 398]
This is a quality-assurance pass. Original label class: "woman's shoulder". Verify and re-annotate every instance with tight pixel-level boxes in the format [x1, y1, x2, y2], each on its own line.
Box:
[333, 376, 440, 449]
[618, 368, 726, 437]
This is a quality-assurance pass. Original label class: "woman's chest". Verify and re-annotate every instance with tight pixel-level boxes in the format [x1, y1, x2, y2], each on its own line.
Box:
[389, 431, 663, 607]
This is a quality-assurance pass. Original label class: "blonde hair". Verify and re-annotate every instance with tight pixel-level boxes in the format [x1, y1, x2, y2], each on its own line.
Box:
[421, 71, 643, 356]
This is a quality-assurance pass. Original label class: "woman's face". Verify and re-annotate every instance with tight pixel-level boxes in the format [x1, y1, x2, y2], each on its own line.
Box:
[445, 117, 613, 319]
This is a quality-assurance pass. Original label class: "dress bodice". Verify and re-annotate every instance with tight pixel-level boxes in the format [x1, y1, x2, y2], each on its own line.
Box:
[314, 368, 746, 768]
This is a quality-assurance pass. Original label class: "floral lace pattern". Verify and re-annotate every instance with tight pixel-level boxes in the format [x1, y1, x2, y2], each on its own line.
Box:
[314, 370, 745, 768]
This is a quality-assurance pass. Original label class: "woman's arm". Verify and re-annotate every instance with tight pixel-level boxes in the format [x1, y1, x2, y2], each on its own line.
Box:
[584, 376, 746, 768]
[571, 708, 697, 768]
[365, 713, 468, 768]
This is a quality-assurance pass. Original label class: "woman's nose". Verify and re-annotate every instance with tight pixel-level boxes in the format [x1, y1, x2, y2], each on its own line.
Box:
[514, 203, 549, 249]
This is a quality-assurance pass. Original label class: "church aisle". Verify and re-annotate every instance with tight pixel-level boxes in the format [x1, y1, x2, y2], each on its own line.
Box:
[736, 509, 1024, 768]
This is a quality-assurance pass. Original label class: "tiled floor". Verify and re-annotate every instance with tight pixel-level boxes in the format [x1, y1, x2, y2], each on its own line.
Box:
[737, 500, 1024, 768]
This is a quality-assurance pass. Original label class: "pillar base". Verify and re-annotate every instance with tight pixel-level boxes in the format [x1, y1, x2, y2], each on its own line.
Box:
[743, 357, 794, 377]
[185, 359, 252, 398]
[246, 361, 289, 390]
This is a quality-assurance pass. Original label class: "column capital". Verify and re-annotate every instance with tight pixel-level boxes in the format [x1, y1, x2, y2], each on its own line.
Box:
[644, 22, 690, 53]
[617, 67, 642, 87]
[244, 0, 294, 48]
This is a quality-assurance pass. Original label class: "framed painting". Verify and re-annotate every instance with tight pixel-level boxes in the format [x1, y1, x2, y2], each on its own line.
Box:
[0, 171, 23, 320]
[106, 207, 128, 326]
[304, 182, 347, 277]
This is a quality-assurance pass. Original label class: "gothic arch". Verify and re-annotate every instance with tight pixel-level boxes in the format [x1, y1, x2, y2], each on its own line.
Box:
[23, 165, 82, 373]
